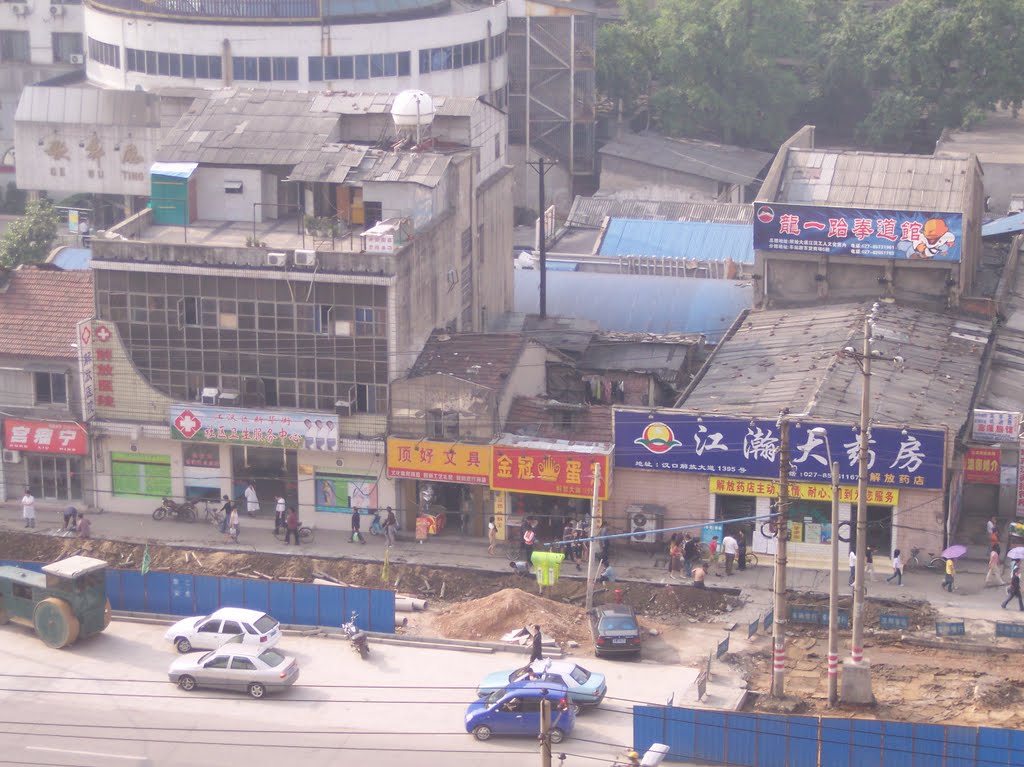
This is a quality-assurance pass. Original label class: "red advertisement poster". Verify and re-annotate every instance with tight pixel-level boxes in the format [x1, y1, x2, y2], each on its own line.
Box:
[964, 447, 1000, 485]
[491, 446, 610, 499]
[4, 419, 87, 455]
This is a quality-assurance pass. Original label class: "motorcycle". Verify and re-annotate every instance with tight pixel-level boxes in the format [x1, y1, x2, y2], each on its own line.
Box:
[152, 497, 197, 522]
[369, 512, 384, 536]
[342, 611, 370, 660]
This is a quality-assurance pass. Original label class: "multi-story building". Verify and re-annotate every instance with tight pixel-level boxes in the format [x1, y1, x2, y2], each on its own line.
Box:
[81, 87, 512, 526]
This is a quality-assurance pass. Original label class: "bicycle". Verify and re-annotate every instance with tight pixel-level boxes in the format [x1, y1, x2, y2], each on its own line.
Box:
[274, 525, 315, 544]
[199, 499, 223, 526]
[744, 551, 759, 567]
[905, 546, 944, 571]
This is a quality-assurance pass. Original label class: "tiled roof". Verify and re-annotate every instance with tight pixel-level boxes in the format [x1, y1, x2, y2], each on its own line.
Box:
[503, 397, 614, 444]
[0, 267, 93, 359]
[407, 331, 528, 392]
[599, 132, 773, 185]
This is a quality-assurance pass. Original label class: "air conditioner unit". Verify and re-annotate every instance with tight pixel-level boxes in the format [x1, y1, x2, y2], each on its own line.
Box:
[69, 53, 84, 64]
[3, 449, 22, 464]
[10, 4, 30, 15]
[293, 249, 316, 267]
[218, 389, 240, 406]
[200, 387, 219, 404]
[335, 398, 353, 417]
[50, 4, 65, 16]
[628, 505, 652, 543]
[265, 252, 287, 267]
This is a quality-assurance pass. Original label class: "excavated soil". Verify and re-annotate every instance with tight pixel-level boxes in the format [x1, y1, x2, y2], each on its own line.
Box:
[435, 588, 591, 645]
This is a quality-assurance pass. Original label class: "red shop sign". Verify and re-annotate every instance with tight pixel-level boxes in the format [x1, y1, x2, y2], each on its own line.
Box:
[491, 446, 610, 500]
[964, 446, 1000, 485]
[4, 418, 88, 455]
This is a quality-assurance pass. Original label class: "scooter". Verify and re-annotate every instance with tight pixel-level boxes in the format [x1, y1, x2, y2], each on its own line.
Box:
[342, 611, 370, 660]
[152, 497, 196, 522]
[369, 511, 384, 536]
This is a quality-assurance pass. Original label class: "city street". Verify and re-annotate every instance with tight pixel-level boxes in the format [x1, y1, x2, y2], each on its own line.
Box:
[1, 620, 692, 767]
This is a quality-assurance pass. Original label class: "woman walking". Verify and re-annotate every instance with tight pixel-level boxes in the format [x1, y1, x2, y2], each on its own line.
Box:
[668, 534, 682, 579]
[885, 549, 903, 586]
[985, 545, 1006, 587]
[487, 515, 497, 555]
[1002, 563, 1023, 611]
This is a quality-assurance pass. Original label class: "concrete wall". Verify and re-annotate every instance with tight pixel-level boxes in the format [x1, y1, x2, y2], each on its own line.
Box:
[475, 164, 514, 328]
[195, 167, 265, 223]
[496, 341, 548, 424]
[509, 143, 573, 214]
[599, 156, 721, 203]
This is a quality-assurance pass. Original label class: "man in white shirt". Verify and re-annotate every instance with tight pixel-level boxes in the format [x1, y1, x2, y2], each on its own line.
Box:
[849, 549, 857, 586]
[722, 534, 738, 576]
[21, 489, 35, 529]
[244, 482, 260, 517]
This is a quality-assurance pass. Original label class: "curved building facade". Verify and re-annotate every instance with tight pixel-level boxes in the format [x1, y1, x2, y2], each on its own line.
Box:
[83, 0, 508, 103]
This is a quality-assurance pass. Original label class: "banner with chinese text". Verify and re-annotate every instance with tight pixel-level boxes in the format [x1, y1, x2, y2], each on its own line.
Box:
[386, 438, 491, 485]
[4, 419, 87, 455]
[491, 446, 610, 499]
[708, 476, 899, 505]
[753, 203, 962, 262]
[971, 410, 1020, 443]
[1017, 439, 1024, 518]
[169, 405, 337, 451]
[963, 447, 1000, 485]
[615, 410, 945, 490]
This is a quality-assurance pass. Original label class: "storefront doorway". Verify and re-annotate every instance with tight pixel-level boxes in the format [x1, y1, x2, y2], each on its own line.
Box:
[28, 455, 82, 501]
[506, 493, 591, 545]
[716, 495, 755, 547]
[848, 504, 894, 556]
[231, 446, 297, 513]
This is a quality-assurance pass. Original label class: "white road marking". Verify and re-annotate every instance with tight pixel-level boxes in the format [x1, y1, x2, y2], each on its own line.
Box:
[27, 745, 148, 761]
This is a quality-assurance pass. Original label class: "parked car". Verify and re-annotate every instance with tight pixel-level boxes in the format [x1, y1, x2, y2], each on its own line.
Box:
[476, 660, 607, 715]
[465, 680, 576, 743]
[168, 637, 299, 699]
[591, 604, 642, 658]
[164, 607, 281, 653]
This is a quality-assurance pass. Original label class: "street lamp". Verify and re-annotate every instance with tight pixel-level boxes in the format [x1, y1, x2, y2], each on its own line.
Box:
[809, 427, 841, 707]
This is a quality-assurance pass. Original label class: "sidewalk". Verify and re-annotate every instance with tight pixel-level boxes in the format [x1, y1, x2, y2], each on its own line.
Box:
[1, 502, 1021, 625]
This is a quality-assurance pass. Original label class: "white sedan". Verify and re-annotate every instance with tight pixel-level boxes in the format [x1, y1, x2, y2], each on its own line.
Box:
[164, 607, 281, 653]
[168, 640, 299, 699]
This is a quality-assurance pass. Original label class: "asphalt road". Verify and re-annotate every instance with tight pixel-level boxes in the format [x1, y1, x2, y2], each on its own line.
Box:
[1, 620, 693, 767]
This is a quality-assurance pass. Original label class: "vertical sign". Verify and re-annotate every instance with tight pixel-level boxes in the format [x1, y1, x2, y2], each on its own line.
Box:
[76, 319, 96, 422]
[493, 491, 507, 542]
[68, 209, 79, 233]
[1017, 439, 1024, 518]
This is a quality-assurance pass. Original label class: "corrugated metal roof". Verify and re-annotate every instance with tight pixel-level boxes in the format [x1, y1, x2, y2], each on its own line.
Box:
[599, 132, 773, 185]
[15, 86, 162, 127]
[566, 196, 753, 228]
[980, 248, 1024, 412]
[514, 271, 751, 342]
[365, 152, 450, 187]
[681, 301, 987, 428]
[50, 247, 92, 270]
[597, 219, 754, 264]
[982, 211, 1024, 237]
[287, 145, 372, 184]
[309, 91, 478, 117]
[777, 149, 971, 212]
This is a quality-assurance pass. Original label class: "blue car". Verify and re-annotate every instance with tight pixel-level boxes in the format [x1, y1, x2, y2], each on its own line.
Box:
[465, 680, 577, 743]
[476, 660, 607, 715]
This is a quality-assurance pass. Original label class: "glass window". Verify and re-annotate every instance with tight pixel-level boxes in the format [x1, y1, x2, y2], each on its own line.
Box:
[419, 49, 430, 74]
[233, 57, 245, 81]
[286, 57, 298, 80]
[204, 656, 230, 669]
[370, 53, 384, 78]
[383, 53, 396, 77]
[259, 648, 286, 667]
[314, 305, 332, 335]
[398, 51, 410, 76]
[35, 372, 67, 405]
[309, 56, 323, 81]
[209, 56, 222, 80]
[230, 657, 257, 670]
[169, 53, 181, 76]
[183, 53, 195, 78]
[257, 57, 270, 81]
[198, 620, 222, 633]
[324, 55, 340, 80]
[569, 666, 590, 684]
[52, 32, 83, 64]
[221, 621, 242, 634]
[354, 54, 369, 80]
[157, 51, 170, 75]
[195, 55, 208, 79]
[453, 44, 462, 69]
[145, 50, 156, 73]
[338, 56, 353, 79]
[2, 31, 30, 63]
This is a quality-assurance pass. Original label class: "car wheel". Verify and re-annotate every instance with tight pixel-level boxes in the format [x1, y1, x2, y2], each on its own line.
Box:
[549, 727, 566, 744]
[570, 701, 582, 717]
[175, 637, 192, 653]
[248, 682, 266, 699]
[472, 725, 492, 741]
[178, 675, 196, 691]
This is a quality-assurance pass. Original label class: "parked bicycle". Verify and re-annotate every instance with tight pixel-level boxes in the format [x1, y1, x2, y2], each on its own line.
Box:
[273, 524, 315, 544]
[198, 499, 223, 526]
[905, 546, 944, 571]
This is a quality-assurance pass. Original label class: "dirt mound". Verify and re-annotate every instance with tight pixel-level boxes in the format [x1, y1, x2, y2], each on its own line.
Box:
[435, 588, 590, 644]
[973, 676, 1020, 707]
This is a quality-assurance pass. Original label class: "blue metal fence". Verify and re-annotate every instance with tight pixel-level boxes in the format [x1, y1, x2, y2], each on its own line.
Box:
[634, 706, 1024, 766]
[2, 560, 395, 634]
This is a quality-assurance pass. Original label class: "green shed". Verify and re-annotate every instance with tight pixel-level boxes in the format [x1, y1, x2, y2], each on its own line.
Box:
[150, 162, 198, 225]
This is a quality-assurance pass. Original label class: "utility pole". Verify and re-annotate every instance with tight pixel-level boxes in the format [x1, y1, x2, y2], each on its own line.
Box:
[827, 460, 840, 706]
[527, 157, 550, 318]
[770, 415, 791, 698]
[584, 462, 601, 612]
[843, 315, 875, 703]
[539, 696, 552, 767]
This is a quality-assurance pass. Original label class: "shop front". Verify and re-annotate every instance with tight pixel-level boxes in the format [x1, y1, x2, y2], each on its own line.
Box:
[3, 418, 89, 502]
[386, 438, 492, 536]
[490, 439, 611, 547]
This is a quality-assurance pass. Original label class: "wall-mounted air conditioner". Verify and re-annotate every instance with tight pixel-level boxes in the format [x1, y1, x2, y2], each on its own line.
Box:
[293, 249, 316, 268]
[69, 53, 84, 64]
[266, 252, 286, 267]
[50, 4, 65, 16]
[10, 4, 31, 16]
[2, 449, 21, 464]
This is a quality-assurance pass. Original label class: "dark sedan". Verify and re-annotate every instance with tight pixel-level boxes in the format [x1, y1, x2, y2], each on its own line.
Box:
[591, 604, 642, 658]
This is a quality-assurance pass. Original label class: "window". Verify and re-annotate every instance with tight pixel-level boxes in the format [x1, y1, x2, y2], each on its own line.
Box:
[310, 51, 409, 81]
[495, 133, 501, 161]
[178, 296, 199, 327]
[35, 372, 67, 405]
[233, 55, 298, 82]
[51, 32, 83, 64]
[555, 410, 575, 430]
[355, 307, 383, 337]
[420, 39, 488, 73]
[398, 51, 411, 76]
[204, 656, 230, 669]
[1, 30, 30, 63]
[111, 452, 172, 498]
[242, 623, 257, 634]
[221, 621, 242, 634]
[314, 305, 332, 335]
[224, 180, 244, 194]
[355, 384, 385, 414]
[426, 409, 459, 440]
[198, 621, 222, 633]
[87, 37, 120, 69]
[230, 657, 257, 671]
[354, 54, 369, 80]
[28, 455, 81, 500]
[262, 378, 278, 407]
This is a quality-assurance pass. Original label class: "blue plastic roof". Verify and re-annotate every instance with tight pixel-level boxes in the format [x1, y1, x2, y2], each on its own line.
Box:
[982, 211, 1024, 237]
[514, 271, 751, 342]
[51, 247, 92, 270]
[598, 219, 754, 264]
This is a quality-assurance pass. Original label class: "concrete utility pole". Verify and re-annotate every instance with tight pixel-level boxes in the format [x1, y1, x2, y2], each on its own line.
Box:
[584, 462, 601, 612]
[827, 460, 841, 706]
[540, 696, 552, 767]
[770, 415, 791, 698]
[527, 156, 550, 318]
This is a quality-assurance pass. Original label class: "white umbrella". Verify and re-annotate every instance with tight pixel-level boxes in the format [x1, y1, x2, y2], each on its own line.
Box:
[1007, 546, 1024, 561]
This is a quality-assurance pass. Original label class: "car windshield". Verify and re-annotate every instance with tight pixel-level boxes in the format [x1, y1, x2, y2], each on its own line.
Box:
[600, 616, 638, 631]
[485, 688, 508, 706]
[569, 666, 591, 684]
[254, 615, 278, 633]
[259, 649, 286, 667]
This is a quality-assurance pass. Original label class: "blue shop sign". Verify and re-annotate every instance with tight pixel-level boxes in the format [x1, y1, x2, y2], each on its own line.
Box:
[613, 411, 945, 490]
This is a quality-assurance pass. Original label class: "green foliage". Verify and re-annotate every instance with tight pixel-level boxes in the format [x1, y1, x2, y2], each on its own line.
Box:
[0, 199, 60, 269]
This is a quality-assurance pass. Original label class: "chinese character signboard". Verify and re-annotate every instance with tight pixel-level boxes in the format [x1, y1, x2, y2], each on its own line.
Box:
[708, 476, 899, 506]
[169, 405, 338, 451]
[753, 203, 963, 262]
[491, 446, 610, 500]
[971, 410, 1020, 443]
[1017, 440, 1024, 518]
[963, 447, 1000, 485]
[4, 419, 87, 455]
[92, 321, 118, 411]
[615, 410, 945, 490]
[386, 438, 491, 484]
[76, 318, 96, 422]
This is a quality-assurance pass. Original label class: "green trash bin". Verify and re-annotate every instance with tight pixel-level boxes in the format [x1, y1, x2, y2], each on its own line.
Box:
[531, 551, 565, 586]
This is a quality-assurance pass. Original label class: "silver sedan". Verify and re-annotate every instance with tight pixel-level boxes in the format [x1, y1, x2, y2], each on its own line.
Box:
[168, 644, 299, 699]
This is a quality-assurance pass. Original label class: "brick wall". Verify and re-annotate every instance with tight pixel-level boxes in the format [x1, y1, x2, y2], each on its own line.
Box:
[606, 469, 710, 532]
[892, 487, 945, 556]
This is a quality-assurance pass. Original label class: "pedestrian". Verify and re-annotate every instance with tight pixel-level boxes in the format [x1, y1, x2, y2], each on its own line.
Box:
[942, 557, 955, 592]
[886, 549, 903, 586]
[1002, 564, 1024, 610]
[284, 507, 299, 545]
[244, 481, 260, 517]
[77, 513, 91, 539]
[21, 488, 35, 529]
[736, 530, 747, 571]
[561, 520, 575, 563]
[522, 518, 537, 567]
[274, 494, 287, 535]
[709, 535, 720, 572]
[682, 533, 698, 578]
[692, 563, 706, 589]
[668, 535, 682, 579]
[986, 545, 1006, 587]
[63, 505, 78, 531]
[722, 532, 738, 576]
[529, 624, 544, 662]
[219, 494, 233, 534]
[487, 515, 498, 555]
[597, 561, 617, 583]
[384, 506, 398, 548]
[227, 505, 240, 543]
[987, 515, 999, 546]
[350, 507, 365, 544]
[848, 548, 857, 586]
[865, 546, 876, 582]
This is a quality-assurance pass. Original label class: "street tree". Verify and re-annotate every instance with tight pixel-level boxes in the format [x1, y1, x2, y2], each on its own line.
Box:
[0, 198, 61, 269]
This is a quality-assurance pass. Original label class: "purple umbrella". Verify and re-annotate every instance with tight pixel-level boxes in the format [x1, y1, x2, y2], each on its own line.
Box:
[1007, 546, 1024, 561]
[941, 544, 967, 559]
